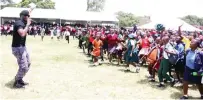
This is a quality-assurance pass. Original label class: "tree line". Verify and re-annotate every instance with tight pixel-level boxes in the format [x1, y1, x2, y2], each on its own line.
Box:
[0, 0, 55, 9]
[1, 0, 203, 27]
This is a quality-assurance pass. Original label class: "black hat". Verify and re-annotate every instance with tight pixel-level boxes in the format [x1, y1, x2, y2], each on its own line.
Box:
[20, 10, 30, 17]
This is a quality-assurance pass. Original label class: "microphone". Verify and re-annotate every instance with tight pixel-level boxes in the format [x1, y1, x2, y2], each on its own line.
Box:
[28, 3, 37, 23]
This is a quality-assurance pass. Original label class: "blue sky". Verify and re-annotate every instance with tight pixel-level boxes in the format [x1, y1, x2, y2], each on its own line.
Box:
[13, 0, 203, 17]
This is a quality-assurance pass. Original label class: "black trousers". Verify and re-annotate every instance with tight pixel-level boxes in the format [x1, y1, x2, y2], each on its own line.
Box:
[65, 36, 69, 43]
[88, 42, 93, 55]
[79, 40, 83, 49]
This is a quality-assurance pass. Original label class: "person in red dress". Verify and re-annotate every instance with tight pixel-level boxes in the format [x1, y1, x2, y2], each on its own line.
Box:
[107, 30, 118, 63]
[138, 34, 151, 65]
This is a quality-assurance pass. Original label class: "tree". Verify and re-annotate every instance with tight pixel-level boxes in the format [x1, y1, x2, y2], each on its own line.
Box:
[182, 15, 203, 26]
[0, 0, 16, 9]
[86, 0, 105, 12]
[1, 0, 55, 9]
[116, 11, 139, 27]
[1, 3, 17, 9]
[17, 0, 55, 9]
[0, 0, 13, 4]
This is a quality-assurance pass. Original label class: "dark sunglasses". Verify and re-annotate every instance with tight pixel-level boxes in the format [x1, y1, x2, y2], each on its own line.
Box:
[24, 15, 30, 17]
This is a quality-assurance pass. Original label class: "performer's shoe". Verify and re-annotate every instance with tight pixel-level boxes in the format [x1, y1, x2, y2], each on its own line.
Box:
[13, 80, 25, 88]
[157, 83, 165, 88]
[180, 96, 188, 99]
[19, 79, 29, 85]
[28, 63, 31, 67]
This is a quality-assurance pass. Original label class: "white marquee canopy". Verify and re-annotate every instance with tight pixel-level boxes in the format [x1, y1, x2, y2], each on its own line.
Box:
[0, 7, 119, 22]
[139, 16, 202, 31]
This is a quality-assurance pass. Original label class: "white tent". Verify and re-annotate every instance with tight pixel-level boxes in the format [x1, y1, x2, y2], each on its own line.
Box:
[59, 11, 118, 22]
[0, 7, 118, 22]
[139, 17, 202, 31]
[0, 7, 60, 19]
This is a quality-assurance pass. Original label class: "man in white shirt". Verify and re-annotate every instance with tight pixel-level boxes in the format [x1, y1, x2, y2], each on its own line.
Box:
[163, 41, 175, 59]
[4, 25, 8, 36]
[64, 29, 70, 43]
[10, 25, 14, 35]
[50, 27, 54, 40]
[56, 27, 61, 41]
[40, 27, 45, 41]
[33, 25, 37, 38]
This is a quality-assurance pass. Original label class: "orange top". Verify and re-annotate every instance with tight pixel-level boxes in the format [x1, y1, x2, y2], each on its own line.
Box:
[92, 39, 103, 57]
[92, 39, 103, 50]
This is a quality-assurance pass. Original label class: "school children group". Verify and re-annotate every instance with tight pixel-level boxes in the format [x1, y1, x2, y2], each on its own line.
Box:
[78, 25, 203, 99]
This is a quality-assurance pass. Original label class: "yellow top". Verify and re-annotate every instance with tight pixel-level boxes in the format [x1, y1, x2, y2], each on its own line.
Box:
[182, 36, 191, 50]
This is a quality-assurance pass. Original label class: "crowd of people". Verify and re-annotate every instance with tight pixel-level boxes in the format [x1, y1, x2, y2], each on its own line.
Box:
[2, 18, 203, 99]
[4, 7, 203, 99]
[76, 25, 203, 99]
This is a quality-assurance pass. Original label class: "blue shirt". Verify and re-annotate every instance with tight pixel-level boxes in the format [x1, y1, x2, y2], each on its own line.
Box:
[175, 43, 185, 60]
[200, 41, 203, 48]
[186, 50, 196, 69]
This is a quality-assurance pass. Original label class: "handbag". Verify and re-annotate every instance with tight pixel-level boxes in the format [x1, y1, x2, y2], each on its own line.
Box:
[167, 43, 179, 65]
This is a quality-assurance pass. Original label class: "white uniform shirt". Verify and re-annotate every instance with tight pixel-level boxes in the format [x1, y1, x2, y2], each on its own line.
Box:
[10, 25, 13, 31]
[65, 31, 70, 36]
[50, 29, 54, 37]
[57, 29, 60, 36]
[163, 43, 175, 59]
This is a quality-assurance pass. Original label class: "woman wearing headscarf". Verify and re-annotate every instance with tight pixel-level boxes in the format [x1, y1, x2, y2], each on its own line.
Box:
[180, 39, 203, 99]
[124, 34, 139, 72]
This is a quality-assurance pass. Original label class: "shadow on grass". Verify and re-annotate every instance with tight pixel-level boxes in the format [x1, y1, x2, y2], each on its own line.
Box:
[5, 79, 27, 90]
[187, 96, 201, 99]
[88, 65, 95, 67]
[170, 92, 200, 99]
[84, 59, 94, 64]
[118, 69, 138, 73]
[5, 79, 16, 89]
[188, 84, 198, 90]
[83, 55, 125, 68]
[170, 92, 182, 99]
[78, 51, 87, 55]
[136, 78, 169, 90]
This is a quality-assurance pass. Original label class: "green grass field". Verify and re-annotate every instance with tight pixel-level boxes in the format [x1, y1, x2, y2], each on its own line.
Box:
[0, 36, 200, 100]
